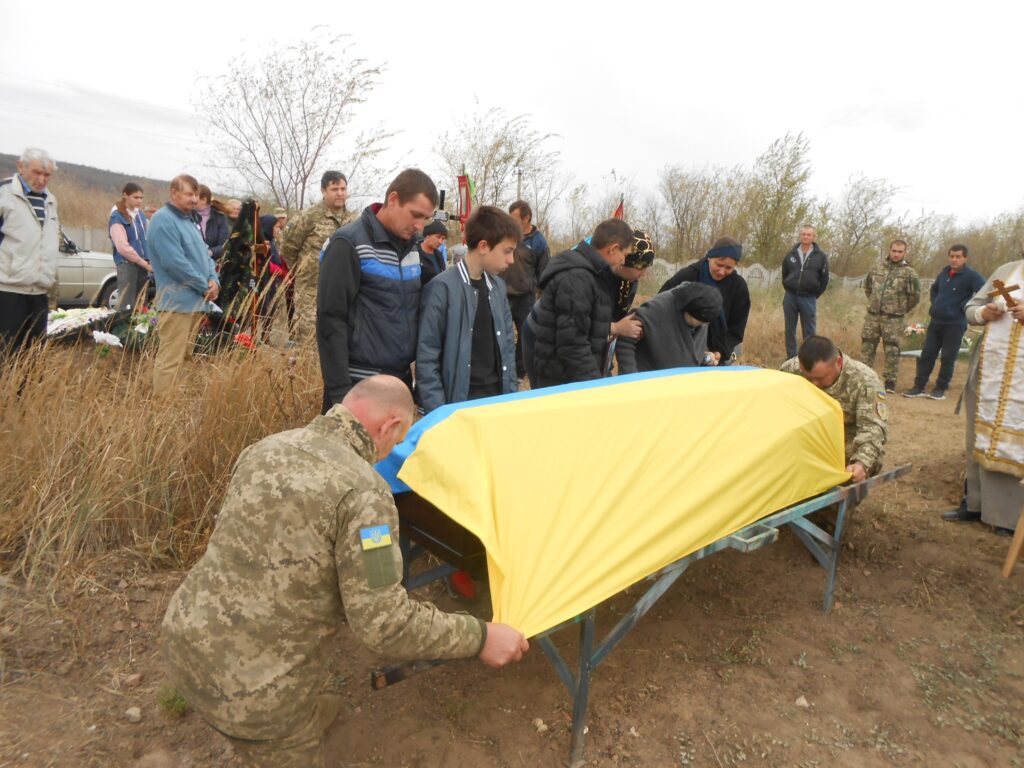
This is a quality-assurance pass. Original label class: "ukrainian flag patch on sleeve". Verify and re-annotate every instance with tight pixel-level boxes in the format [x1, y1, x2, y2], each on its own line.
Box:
[360, 524, 392, 551]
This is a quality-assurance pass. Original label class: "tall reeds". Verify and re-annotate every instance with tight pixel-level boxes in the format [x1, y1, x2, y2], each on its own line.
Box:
[0, 340, 321, 587]
[0, 284, 915, 589]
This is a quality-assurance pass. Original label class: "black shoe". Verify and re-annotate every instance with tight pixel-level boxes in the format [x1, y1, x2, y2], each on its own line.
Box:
[885, 380, 897, 393]
[903, 387, 926, 398]
[942, 506, 981, 522]
[993, 526, 1014, 537]
[928, 388, 947, 400]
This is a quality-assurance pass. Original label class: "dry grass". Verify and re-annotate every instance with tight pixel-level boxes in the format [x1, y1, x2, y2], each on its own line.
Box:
[0, 285, 927, 589]
[0, 341, 322, 588]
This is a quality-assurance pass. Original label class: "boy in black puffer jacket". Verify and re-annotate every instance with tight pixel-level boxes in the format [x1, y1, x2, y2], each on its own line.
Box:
[524, 219, 634, 387]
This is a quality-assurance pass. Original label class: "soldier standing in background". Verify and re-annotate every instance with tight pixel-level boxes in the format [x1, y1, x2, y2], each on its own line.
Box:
[780, 335, 889, 483]
[162, 375, 528, 768]
[860, 240, 921, 392]
[282, 171, 354, 344]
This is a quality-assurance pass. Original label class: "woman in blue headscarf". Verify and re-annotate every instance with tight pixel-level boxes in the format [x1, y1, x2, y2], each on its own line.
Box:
[658, 237, 751, 364]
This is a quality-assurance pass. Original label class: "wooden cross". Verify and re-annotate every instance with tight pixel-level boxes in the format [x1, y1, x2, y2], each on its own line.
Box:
[988, 279, 1021, 308]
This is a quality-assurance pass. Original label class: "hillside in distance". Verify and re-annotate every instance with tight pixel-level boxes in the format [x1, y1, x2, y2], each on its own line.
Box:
[0, 153, 171, 199]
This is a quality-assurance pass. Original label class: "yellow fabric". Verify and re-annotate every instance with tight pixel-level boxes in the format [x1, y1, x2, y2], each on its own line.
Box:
[398, 369, 849, 638]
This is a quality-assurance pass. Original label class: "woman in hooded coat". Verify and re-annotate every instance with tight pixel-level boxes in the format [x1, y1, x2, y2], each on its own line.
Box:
[616, 282, 723, 374]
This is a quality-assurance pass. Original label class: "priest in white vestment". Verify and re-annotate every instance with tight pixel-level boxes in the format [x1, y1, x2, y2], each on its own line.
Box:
[949, 260, 1024, 532]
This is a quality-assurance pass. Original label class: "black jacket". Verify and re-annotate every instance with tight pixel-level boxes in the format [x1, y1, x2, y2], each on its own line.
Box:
[781, 242, 829, 297]
[529, 241, 612, 386]
[202, 209, 230, 260]
[659, 260, 750, 360]
[501, 226, 550, 296]
[596, 265, 639, 321]
[317, 205, 421, 410]
[418, 245, 446, 285]
[929, 265, 985, 324]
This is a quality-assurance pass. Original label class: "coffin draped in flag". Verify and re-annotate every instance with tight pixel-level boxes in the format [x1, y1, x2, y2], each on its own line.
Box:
[377, 367, 849, 638]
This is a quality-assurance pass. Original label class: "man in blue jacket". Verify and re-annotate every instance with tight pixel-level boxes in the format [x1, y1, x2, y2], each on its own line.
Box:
[504, 200, 550, 379]
[317, 169, 437, 413]
[147, 174, 219, 395]
[903, 244, 985, 400]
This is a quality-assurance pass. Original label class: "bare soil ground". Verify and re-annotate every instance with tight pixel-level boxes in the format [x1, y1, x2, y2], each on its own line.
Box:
[2, 357, 1022, 768]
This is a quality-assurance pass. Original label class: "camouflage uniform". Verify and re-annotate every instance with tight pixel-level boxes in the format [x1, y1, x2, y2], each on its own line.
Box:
[161, 406, 484, 767]
[780, 353, 889, 474]
[860, 257, 921, 386]
[281, 203, 355, 344]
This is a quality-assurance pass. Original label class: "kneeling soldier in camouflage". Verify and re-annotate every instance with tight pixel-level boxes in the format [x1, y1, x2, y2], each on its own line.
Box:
[780, 335, 889, 484]
[161, 375, 528, 767]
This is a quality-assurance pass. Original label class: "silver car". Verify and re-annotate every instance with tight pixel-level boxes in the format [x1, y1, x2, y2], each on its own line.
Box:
[57, 229, 119, 308]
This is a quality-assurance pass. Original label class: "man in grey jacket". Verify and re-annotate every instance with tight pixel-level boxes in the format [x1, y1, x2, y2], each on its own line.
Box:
[0, 148, 60, 365]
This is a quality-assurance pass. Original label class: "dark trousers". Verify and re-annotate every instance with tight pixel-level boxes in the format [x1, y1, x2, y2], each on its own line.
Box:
[783, 292, 817, 358]
[115, 262, 149, 311]
[521, 314, 537, 386]
[915, 321, 965, 390]
[508, 293, 535, 379]
[0, 291, 48, 365]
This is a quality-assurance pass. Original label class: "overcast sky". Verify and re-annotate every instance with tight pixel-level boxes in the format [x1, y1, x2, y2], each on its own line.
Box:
[2, 0, 1021, 223]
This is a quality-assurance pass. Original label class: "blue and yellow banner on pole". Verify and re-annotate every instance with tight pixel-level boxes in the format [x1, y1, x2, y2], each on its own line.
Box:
[378, 368, 848, 638]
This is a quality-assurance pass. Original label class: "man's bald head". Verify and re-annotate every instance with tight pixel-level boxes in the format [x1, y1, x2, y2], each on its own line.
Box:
[342, 376, 415, 460]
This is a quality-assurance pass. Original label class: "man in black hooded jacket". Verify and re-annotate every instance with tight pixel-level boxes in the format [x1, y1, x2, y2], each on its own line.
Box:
[526, 219, 634, 387]
[781, 225, 829, 358]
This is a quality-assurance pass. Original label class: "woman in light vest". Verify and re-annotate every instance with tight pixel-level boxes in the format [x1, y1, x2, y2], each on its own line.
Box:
[108, 182, 152, 311]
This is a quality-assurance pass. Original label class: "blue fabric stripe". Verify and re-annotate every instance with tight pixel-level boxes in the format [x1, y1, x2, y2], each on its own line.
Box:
[28, 197, 46, 224]
[361, 257, 421, 281]
[376, 366, 758, 493]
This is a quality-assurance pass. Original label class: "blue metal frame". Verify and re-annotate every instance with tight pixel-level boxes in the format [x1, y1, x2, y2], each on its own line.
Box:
[532, 465, 910, 766]
[390, 465, 910, 767]
[399, 533, 457, 590]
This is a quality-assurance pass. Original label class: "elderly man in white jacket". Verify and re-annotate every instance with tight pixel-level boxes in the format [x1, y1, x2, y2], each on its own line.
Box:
[0, 148, 60, 365]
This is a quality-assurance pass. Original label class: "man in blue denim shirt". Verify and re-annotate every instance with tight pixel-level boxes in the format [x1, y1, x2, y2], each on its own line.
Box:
[147, 174, 219, 395]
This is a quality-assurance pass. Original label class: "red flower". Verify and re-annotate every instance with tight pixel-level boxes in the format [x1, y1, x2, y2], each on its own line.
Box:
[234, 332, 254, 349]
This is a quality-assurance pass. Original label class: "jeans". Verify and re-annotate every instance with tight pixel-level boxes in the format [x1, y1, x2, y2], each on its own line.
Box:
[915, 321, 965, 390]
[507, 293, 535, 378]
[783, 292, 817, 358]
[115, 262, 149, 311]
[521, 314, 537, 386]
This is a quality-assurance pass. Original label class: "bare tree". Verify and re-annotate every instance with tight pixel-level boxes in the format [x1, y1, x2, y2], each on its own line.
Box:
[825, 174, 899, 275]
[194, 29, 391, 210]
[746, 133, 813, 266]
[562, 183, 599, 245]
[435, 105, 562, 212]
[524, 169, 573, 231]
[658, 164, 752, 264]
